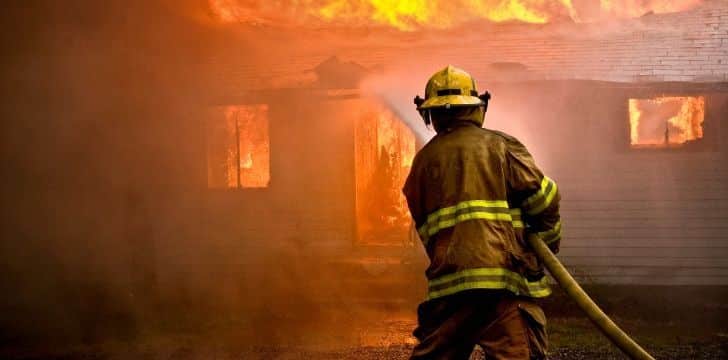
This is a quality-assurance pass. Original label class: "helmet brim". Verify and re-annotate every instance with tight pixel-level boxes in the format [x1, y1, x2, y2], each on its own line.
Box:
[418, 95, 484, 110]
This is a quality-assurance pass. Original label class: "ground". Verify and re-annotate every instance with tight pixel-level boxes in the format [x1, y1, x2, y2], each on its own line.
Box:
[1, 286, 727, 359]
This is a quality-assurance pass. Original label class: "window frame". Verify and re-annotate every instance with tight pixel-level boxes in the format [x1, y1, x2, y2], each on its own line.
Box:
[206, 103, 271, 190]
[622, 91, 719, 153]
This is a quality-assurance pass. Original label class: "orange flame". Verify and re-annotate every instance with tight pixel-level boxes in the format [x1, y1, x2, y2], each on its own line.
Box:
[628, 96, 704, 148]
[209, 0, 577, 30]
[208, 0, 702, 29]
[355, 101, 415, 245]
[231, 105, 270, 187]
[207, 105, 270, 188]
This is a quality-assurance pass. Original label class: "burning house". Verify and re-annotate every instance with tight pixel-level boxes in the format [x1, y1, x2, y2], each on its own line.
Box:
[3, 0, 728, 357]
[202, 0, 728, 296]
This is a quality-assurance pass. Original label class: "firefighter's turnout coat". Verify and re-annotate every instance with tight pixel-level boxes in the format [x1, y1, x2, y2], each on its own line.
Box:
[403, 122, 561, 301]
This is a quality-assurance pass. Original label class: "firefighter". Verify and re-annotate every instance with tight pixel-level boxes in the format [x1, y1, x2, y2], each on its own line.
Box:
[404, 65, 562, 360]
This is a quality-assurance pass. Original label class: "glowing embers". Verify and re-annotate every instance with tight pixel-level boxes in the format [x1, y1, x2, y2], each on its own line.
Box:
[207, 105, 270, 188]
[355, 103, 415, 245]
[628, 96, 705, 148]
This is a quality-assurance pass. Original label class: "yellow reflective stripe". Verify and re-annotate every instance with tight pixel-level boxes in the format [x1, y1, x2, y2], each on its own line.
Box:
[428, 281, 538, 300]
[539, 179, 559, 213]
[545, 221, 562, 244]
[417, 224, 428, 237]
[425, 200, 508, 223]
[523, 176, 558, 215]
[545, 234, 561, 245]
[418, 200, 515, 244]
[429, 267, 516, 286]
[528, 222, 562, 245]
[522, 177, 549, 207]
[427, 267, 551, 300]
[510, 208, 524, 228]
[425, 212, 512, 236]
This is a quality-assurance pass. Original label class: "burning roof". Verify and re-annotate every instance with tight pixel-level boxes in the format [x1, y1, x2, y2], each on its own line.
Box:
[208, 0, 702, 30]
[205, 0, 727, 98]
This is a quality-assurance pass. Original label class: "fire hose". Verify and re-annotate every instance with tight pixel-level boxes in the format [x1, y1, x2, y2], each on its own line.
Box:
[527, 236, 656, 360]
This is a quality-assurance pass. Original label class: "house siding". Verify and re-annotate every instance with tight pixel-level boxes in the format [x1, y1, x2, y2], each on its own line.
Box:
[487, 83, 728, 285]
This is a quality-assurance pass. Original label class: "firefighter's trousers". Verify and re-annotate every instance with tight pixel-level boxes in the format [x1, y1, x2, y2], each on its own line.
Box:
[410, 289, 547, 360]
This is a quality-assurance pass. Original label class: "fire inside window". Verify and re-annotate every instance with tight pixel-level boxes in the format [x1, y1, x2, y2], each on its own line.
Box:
[354, 103, 415, 246]
[628, 96, 705, 148]
[207, 105, 270, 188]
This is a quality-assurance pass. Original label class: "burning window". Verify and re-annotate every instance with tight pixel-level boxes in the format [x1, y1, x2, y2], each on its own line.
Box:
[355, 103, 415, 246]
[628, 96, 705, 148]
[207, 105, 270, 188]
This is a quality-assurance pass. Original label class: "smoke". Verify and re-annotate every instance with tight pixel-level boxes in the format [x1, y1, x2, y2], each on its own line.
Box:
[358, 62, 565, 175]
[1, 0, 720, 355]
[595, 0, 703, 18]
[0, 0, 230, 345]
[360, 69, 434, 145]
[358, 64, 541, 151]
[0, 2, 426, 351]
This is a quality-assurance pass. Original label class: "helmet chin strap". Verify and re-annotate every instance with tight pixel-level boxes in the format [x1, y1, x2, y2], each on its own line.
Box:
[479, 91, 491, 113]
[413, 95, 431, 126]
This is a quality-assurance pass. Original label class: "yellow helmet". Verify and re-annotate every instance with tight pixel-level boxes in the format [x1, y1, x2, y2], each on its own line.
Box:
[414, 65, 490, 128]
[415, 65, 486, 110]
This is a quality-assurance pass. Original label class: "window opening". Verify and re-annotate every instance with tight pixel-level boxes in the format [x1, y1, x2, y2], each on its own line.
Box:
[628, 96, 705, 148]
[207, 105, 270, 188]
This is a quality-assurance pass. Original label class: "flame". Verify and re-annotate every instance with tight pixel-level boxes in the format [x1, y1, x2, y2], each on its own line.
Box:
[628, 96, 704, 148]
[208, 0, 702, 29]
[355, 101, 415, 245]
[207, 105, 270, 188]
[315, 0, 575, 29]
[209, 0, 577, 30]
[232, 105, 270, 187]
[240, 152, 253, 169]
